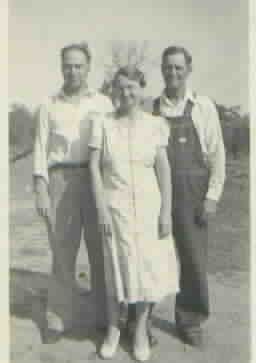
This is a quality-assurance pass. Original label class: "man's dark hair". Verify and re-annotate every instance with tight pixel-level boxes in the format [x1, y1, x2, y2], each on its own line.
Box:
[61, 42, 91, 63]
[162, 46, 192, 66]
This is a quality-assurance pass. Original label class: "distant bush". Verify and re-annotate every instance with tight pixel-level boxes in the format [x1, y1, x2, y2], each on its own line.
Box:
[216, 104, 249, 158]
[9, 104, 36, 162]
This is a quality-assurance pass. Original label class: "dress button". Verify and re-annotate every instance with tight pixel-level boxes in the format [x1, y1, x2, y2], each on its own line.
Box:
[178, 137, 187, 143]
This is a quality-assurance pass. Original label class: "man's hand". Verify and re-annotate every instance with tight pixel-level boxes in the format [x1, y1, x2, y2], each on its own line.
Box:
[159, 211, 172, 239]
[34, 178, 51, 220]
[203, 198, 217, 218]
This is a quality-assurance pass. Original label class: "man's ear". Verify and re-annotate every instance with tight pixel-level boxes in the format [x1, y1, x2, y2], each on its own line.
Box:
[187, 63, 192, 74]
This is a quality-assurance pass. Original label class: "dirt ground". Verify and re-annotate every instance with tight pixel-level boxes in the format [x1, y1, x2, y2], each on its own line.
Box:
[9, 154, 250, 363]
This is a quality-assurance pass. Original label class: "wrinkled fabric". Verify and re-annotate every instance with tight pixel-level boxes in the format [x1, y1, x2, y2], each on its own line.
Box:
[89, 111, 179, 303]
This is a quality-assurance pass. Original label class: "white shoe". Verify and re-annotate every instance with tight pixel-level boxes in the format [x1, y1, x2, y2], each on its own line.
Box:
[46, 311, 64, 332]
[99, 328, 120, 359]
[133, 337, 151, 362]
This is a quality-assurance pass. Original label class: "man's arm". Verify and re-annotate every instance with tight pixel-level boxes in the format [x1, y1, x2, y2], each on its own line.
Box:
[204, 99, 226, 215]
[33, 103, 51, 219]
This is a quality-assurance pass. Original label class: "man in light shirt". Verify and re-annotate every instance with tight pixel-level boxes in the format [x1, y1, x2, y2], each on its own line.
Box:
[33, 42, 113, 342]
[128, 46, 225, 348]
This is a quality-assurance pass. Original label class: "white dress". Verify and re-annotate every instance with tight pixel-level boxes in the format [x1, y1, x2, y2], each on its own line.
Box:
[89, 110, 179, 303]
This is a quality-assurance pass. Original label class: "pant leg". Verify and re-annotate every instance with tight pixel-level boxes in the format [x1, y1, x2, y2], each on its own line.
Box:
[128, 303, 137, 323]
[81, 169, 108, 328]
[46, 169, 82, 329]
[173, 205, 209, 330]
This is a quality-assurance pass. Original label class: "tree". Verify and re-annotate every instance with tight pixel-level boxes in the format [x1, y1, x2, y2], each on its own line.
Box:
[216, 103, 249, 157]
[100, 40, 151, 100]
[9, 103, 36, 163]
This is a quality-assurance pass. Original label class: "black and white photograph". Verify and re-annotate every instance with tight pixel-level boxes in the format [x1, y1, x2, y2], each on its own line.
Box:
[8, 1, 251, 362]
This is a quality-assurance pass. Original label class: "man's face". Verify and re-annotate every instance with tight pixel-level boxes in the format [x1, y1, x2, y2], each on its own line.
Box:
[62, 49, 90, 91]
[114, 75, 142, 111]
[161, 52, 191, 91]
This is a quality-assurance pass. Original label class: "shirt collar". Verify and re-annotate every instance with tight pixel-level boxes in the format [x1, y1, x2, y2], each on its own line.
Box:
[160, 88, 196, 107]
[57, 86, 96, 102]
[159, 88, 196, 118]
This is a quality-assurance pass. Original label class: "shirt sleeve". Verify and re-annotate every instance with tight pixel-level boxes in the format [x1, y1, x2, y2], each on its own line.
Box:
[33, 102, 50, 184]
[103, 96, 114, 113]
[157, 117, 170, 147]
[88, 112, 104, 150]
[97, 93, 114, 114]
[203, 99, 226, 201]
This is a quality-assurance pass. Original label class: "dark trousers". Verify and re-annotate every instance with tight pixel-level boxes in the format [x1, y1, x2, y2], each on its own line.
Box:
[45, 168, 107, 329]
[173, 202, 209, 330]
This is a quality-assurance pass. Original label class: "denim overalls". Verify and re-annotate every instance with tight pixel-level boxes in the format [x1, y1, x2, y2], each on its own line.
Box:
[153, 97, 210, 330]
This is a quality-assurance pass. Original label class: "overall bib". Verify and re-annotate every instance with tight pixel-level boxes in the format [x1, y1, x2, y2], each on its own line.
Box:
[153, 98, 210, 330]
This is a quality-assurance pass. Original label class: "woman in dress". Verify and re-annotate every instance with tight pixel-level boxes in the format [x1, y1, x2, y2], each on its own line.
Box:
[89, 66, 179, 361]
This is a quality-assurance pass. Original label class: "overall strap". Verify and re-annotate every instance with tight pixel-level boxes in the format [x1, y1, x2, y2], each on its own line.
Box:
[153, 95, 195, 119]
[152, 97, 194, 119]
[183, 99, 194, 118]
[152, 97, 161, 116]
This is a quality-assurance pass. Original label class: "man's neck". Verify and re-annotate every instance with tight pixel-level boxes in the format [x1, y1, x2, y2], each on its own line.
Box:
[165, 86, 186, 104]
[63, 83, 88, 98]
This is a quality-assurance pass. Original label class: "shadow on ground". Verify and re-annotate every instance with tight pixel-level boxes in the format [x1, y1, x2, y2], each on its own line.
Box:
[10, 268, 105, 348]
[152, 316, 178, 340]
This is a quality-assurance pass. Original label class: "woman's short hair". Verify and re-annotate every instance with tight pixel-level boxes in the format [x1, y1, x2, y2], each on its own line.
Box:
[113, 66, 146, 88]
[162, 46, 192, 66]
[61, 42, 91, 63]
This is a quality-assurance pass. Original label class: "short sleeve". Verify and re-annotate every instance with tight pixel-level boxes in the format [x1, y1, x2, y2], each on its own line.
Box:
[156, 117, 170, 147]
[88, 112, 104, 150]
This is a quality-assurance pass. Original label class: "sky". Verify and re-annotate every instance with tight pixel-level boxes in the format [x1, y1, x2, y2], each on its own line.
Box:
[9, 0, 248, 111]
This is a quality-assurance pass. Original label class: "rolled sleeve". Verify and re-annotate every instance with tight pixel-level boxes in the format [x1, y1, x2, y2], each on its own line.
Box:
[204, 100, 226, 201]
[33, 103, 50, 184]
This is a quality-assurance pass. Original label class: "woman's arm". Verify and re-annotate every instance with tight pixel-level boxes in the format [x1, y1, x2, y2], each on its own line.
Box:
[89, 148, 112, 236]
[155, 147, 172, 238]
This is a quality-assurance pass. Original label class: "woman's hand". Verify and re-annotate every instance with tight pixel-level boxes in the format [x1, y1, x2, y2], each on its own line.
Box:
[35, 189, 51, 220]
[159, 210, 172, 239]
[98, 208, 112, 237]
[34, 178, 51, 221]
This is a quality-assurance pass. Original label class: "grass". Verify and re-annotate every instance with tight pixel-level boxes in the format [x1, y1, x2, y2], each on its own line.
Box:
[208, 154, 249, 274]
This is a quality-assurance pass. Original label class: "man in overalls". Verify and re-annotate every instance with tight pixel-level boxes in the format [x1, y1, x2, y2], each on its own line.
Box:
[33, 42, 113, 342]
[156, 46, 226, 346]
[127, 46, 225, 347]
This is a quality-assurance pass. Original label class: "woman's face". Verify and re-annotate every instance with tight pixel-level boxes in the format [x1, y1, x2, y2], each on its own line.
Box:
[114, 75, 142, 111]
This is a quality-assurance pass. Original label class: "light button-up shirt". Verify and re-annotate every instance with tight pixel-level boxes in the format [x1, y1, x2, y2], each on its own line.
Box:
[33, 88, 113, 184]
